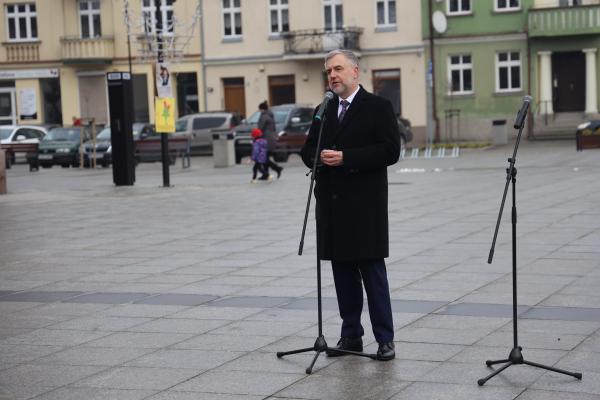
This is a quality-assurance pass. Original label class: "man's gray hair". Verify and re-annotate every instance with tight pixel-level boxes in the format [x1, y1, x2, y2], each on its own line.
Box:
[324, 49, 360, 68]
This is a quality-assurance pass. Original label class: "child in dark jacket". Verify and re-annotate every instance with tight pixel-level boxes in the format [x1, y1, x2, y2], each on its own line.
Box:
[251, 128, 269, 182]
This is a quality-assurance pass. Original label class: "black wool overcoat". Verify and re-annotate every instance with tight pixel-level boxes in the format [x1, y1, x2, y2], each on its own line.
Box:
[301, 86, 400, 261]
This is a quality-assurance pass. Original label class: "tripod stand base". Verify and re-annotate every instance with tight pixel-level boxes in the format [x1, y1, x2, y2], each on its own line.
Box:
[277, 336, 378, 374]
[477, 346, 582, 386]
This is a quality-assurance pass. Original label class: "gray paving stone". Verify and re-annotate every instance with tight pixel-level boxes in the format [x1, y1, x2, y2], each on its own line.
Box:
[148, 392, 262, 400]
[66, 292, 152, 304]
[124, 349, 242, 370]
[83, 332, 194, 349]
[0, 364, 105, 388]
[125, 318, 230, 334]
[516, 389, 600, 400]
[34, 346, 151, 367]
[0, 291, 83, 303]
[47, 316, 151, 331]
[74, 367, 200, 390]
[210, 296, 293, 308]
[439, 303, 530, 318]
[33, 387, 157, 400]
[172, 370, 305, 396]
[275, 373, 410, 400]
[173, 334, 279, 352]
[133, 293, 217, 306]
[388, 382, 523, 400]
[2, 329, 110, 347]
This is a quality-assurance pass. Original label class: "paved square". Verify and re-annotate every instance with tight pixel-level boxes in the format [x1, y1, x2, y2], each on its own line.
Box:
[1, 140, 599, 399]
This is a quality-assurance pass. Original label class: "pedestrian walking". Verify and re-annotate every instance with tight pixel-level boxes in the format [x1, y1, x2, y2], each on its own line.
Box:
[257, 101, 283, 179]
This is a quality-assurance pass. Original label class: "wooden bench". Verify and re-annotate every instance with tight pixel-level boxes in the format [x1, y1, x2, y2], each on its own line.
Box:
[134, 136, 191, 168]
[576, 130, 600, 151]
[0, 142, 39, 171]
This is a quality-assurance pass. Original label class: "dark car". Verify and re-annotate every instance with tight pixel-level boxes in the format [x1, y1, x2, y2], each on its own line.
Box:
[233, 104, 314, 163]
[37, 127, 91, 168]
[82, 126, 112, 167]
[576, 120, 600, 135]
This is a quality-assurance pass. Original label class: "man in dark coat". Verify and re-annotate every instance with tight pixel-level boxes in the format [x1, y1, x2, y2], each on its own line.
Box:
[300, 49, 400, 361]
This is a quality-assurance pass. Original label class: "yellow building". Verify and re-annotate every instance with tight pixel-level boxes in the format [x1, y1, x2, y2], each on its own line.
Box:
[1, 0, 426, 141]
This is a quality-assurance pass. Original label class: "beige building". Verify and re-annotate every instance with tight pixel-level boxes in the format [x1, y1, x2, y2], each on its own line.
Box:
[1, 0, 426, 141]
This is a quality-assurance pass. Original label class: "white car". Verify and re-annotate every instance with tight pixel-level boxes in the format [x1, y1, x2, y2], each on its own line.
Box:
[0, 125, 48, 164]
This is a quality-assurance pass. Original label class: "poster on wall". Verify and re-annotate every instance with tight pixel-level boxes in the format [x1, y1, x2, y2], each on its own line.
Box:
[156, 62, 172, 99]
[19, 88, 37, 120]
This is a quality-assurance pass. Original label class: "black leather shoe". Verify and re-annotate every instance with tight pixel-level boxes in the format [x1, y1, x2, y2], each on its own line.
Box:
[326, 337, 363, 357]
[276, 167, 283, 179]
[376, 342, 395, 361]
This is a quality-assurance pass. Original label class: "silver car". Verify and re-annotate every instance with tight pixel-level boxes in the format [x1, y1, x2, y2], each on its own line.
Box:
[174, 112, 242, 154]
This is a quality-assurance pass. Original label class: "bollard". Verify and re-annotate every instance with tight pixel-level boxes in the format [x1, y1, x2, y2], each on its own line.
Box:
[0, 149, 7, 194]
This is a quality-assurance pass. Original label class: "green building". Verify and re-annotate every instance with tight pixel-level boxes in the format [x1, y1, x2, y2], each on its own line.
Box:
[422, 0, 600, 143]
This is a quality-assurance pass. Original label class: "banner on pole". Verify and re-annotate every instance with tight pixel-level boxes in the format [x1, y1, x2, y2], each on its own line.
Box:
[155, 97, 175, 133]
[156, 61, 172, 98]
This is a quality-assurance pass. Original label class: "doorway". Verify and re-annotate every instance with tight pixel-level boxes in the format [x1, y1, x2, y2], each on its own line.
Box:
[268, 75, 295, 106]
[0, 88, 16, 125]
[373, 69, 401, 115]
[78, 75, 108, 124]
[176, 72, 198, 117]
[223, 77, 246, 117]
[552, 51, 585, 112]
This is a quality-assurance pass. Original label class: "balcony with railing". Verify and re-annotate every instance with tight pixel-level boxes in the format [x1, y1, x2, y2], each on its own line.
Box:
[282, 27, 363, 59]
[528, 3, 600, 37]
[60, 36, 115, 64]
[2, 41, 41, 62]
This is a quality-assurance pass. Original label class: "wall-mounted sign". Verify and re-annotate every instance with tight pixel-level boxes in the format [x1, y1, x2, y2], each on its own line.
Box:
[0, 69, 59, 80]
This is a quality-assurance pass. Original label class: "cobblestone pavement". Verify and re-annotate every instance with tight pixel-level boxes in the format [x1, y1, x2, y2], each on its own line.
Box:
[1, 140, 599, 400]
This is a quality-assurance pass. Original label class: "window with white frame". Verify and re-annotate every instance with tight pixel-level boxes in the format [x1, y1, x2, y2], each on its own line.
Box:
[222, 0, 242, 38]
[6, 3, 38, 41]
[324, 0, 343, 31]
[142, 0, 175, 36]
[376, 0, 396, 27]
[447, 0, 471, 15]
[80, 0, 101, 38]
[495, 0, 520, 11]
[559, 0, 582, 6]
[496, 51, 521, 92]
[269, 0, 289, 34]
[448, 54, 473, 94]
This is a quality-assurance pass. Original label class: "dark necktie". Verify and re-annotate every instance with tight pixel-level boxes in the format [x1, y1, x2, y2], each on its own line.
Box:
[338, 100, 349, 122]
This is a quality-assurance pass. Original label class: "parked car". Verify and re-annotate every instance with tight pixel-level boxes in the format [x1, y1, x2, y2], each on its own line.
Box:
[0, 125, 48, 164]
[233, 104, 314, 163]
[38, 126, 91, 168]
[82, 126, 112, 167]
[175, 112, 242, 155]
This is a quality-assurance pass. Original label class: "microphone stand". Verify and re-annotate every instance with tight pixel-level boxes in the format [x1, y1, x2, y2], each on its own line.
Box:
[478, 97, 582, 386]
[276, 109, 376, 375]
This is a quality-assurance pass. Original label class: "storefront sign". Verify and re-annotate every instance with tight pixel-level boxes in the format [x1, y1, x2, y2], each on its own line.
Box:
[0, 69, 59, 80]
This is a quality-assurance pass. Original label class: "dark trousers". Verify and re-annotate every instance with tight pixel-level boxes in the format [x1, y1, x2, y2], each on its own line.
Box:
[264, 151, 282, 175]
[331, 258, 394, 343]
[252, 162, 266, 179]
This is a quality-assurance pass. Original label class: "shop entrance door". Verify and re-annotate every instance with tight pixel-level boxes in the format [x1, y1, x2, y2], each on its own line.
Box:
[0, 89, 16, 125]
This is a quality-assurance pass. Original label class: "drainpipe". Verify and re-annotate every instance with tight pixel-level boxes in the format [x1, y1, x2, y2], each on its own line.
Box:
[428, 0, 440, 143]
[199, 0, 208, 112]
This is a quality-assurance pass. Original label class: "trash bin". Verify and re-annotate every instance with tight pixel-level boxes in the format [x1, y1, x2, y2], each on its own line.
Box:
[492, 119, 507, 145]
[0, 149, 7, 194]
[212, 130, 235, 168]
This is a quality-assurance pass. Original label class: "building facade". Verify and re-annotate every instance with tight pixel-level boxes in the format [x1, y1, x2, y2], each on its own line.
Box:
[1, 0, 427, 143]
[0, 0, 204, 127]
[423, 0, 600, 142]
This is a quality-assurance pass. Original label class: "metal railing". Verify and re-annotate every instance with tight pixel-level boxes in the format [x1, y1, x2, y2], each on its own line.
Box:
[282, 27, 363, 55]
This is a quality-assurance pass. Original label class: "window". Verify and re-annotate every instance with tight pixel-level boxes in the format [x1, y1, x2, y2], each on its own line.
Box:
[447, 0, 471, 15]
[448, 54, 473, 94]
[269, 0, 289, 34]
[376, 0, 396, 27]
[6, 3, 38, 41]
[496, 51, 521, 92]
[495, 0, 520, 11]
[324, 0, 343, 31]
[141, 0, 174, 35]
[559, 0, 582, 6]
[80, 0, 101, 38]
[222, 0, 242, 38]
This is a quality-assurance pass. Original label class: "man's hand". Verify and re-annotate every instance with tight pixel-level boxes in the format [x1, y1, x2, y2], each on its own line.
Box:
[321, 149, 344, 166]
